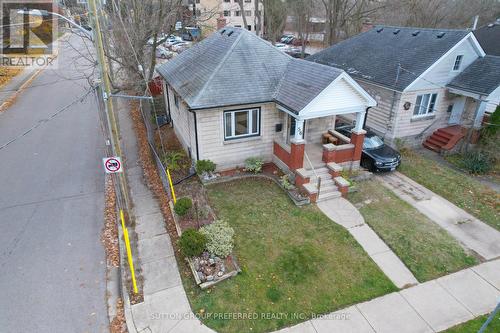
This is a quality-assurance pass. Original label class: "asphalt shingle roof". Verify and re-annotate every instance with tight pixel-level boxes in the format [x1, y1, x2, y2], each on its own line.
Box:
[307, 26, 470, 91]
[157, 28, 344, 113]
[447, 55, 500, 96]
[274, 59, 343, 112]
[474, 22, 500, 56]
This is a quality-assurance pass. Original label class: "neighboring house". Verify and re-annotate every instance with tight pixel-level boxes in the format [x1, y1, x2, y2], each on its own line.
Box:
[307, 25, 498, 152]
[193, 0, 264, 35]
[157, 28, 376, 201]
[474, 19, 500, 56]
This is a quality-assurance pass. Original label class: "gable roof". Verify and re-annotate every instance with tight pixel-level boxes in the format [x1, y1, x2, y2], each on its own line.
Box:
[157, 28, 370, 114]
[274, 59, 343, 112]
[447, 55, 500, 96]
[474, 22, 500, 56]
[307, 26, 470, 91]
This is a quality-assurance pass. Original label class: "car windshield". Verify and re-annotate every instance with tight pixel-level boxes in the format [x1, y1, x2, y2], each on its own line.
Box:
[363, 135, 384, 149]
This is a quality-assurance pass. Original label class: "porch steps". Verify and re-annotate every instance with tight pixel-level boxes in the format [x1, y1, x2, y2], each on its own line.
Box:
[299, 166, 343, 202]
[423, 125, 465, 153]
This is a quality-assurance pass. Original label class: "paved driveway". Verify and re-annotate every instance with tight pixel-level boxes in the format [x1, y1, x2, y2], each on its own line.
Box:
[0, 36, 108, 332]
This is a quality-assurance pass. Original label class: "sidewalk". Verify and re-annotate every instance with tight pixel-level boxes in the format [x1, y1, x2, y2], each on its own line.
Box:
[117, 100, 212, 333]
[318, 198, 418, 288]
[378, 172, 500, 260]
[118, 102, 500, 332]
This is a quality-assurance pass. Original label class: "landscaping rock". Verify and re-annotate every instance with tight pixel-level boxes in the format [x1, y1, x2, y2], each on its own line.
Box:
[206, 275, 214, 282]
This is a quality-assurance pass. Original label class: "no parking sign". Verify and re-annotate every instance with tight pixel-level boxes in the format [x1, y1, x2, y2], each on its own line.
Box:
[103, 157, 123, 173]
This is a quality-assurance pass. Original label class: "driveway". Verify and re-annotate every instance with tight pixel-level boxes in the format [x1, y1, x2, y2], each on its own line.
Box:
[0, 36, 108, 332]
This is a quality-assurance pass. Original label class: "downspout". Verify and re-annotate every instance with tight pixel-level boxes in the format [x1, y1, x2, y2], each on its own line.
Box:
[165, 83, 172, 126]
[363, 106, 371, 128]
[188, 108, 200, 161]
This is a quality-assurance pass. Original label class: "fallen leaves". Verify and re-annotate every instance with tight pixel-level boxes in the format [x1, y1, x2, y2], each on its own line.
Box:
[101, 176, 120, 267]
[110, 298, 127, 333]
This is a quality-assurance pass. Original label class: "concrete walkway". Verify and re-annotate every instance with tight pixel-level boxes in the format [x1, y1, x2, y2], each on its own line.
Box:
[318, 198, 419, 288]
[378, 172, 500, 260]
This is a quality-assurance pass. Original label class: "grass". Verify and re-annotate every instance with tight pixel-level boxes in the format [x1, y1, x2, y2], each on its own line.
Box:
[182, 178, 396, 333]
[349, 180, 478, 282]
[0, 67, 22, 89]
[399, 149, 500, 231]
[442, 311, 500, 333]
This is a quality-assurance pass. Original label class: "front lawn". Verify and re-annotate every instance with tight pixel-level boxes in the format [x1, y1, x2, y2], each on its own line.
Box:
[399, 149, 500, 231]
[182, 178, 396, 333]
[349, 180, 478, 282]
[442, 311, 500, 333]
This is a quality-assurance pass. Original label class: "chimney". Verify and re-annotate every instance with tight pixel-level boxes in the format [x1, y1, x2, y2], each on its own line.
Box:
[217, 13, 227, 30]
[361, 20, 373, 33]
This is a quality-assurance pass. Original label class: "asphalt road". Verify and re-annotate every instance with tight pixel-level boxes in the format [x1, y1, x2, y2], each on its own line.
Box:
[0, 36, 108, 332]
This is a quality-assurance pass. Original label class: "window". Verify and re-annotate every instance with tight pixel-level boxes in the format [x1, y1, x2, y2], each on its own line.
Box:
[224, 0, 230, 2]
[235, 10, 241, 16]
[224, 108, 260, 140]
[453, 55, 463, 71]
[174, 94, 179, 108]
[413, 93, 438, 116]
[245, 0, 251, 2]
[223, 10, 230, 16]
[245, 10, 252, 16]
[195, 0, 200, 3]
[247, 25, 252, 31]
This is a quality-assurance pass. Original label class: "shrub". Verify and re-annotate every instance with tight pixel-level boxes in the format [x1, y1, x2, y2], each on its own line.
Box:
[280, 175, 294, 190]
[174, 197, 192, 216]
[459, 151, 492, 174]
[482, 105, 500, 137]
[196, 159, 216, 175]
[178, 229, 206, 257]
[162, 151, 184, 171]
[245, 157, 264, 173]
[200, 220, 234, 257]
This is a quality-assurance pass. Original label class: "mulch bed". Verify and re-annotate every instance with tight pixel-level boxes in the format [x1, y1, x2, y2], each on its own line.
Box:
[101, 176, 120, 267]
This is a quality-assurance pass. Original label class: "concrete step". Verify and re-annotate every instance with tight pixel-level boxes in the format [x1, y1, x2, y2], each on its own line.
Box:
[319, 183, 338, 195]
[317, 190, 341, 202]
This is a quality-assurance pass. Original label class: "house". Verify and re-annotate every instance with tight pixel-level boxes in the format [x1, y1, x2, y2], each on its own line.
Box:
[474, 19, 500, 56]
[193, 0, 264, 36]
[157, 27, 376, 201]
[307, 25, 499, 152]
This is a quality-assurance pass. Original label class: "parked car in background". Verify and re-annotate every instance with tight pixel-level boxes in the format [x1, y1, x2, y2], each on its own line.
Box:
[291, 37, 310, 46]
[155, 46, 174, 59]
[275, 43, 288, 51]
[147, 33, 168, 46]
[285, 47, 310, 58]
[181, 27, 201, 41]
[164, 35, 183, 48]
[171, 41, 191, 53]
[282, 36, 295, 44]
[279, 34, 294, 43]
[335, 124, 402, 172]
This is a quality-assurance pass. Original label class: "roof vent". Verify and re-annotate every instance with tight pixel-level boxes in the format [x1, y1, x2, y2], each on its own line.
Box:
[227, 30, 234, 37]
[487, 23, 494, 28]
[393, 29, 400, 34]
[412, 31, 420, 36]
[376, 27, 384, 33]
[437, 32, 446, 38]
[220, 29, 226, 34]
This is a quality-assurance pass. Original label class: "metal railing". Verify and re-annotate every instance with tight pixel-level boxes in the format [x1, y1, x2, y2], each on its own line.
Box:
[303, 151, 321, 196]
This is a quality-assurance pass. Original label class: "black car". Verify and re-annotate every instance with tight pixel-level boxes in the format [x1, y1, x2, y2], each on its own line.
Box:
[336, 125, 401, 172]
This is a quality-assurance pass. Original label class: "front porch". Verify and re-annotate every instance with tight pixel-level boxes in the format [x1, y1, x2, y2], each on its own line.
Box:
[272, 110, 367, 202]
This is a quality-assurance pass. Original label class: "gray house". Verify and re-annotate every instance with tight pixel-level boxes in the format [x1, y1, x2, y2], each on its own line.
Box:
[157, 28, 377, 201]
[308, 26, 499, 152]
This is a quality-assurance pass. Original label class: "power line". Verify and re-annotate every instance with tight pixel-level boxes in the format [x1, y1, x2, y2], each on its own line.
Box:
[0, 88, 94, 151]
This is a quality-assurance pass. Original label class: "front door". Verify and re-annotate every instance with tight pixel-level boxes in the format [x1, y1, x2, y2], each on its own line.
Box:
[449, 97, 466, 125]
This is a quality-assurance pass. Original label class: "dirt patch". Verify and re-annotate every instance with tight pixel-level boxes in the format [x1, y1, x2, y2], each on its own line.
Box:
[102, 176, 120, 267]
[0, 67, 22, 88]
[154, 125, 192, 181]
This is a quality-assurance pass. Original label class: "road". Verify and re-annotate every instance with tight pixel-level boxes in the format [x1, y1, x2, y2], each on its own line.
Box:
[0, 35, 108, 332]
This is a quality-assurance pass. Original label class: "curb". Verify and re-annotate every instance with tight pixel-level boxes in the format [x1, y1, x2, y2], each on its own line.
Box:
[0, 32, 71, 113]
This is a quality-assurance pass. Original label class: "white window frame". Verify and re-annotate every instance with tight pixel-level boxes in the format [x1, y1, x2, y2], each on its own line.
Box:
[223, 108, 260, 140]
[174, 93, 179, 108]
[453, 55, 463, 71]
[413, 93, 438, 117]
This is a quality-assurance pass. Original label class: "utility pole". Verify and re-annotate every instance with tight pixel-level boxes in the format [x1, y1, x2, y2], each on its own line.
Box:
[88, 0, 131, 214]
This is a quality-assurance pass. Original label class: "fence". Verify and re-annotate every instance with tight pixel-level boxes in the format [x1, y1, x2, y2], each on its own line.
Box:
[139, 99, 172, 198]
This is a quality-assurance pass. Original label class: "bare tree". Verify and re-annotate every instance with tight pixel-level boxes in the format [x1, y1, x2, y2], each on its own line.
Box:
[236, 0, 249, 30]
[289, 0, 314, 57]
[262, 0, 287, 43]
[254, 0, 262, 36]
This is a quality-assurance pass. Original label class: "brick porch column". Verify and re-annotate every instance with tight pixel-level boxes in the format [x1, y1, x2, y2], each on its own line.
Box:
[350, 129, 366, 161]
[289, 140, 305, 170]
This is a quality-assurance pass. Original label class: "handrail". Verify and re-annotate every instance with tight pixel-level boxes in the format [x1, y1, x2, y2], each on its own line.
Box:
[304, 151, 321, 194]
[415, 116, 441, 139]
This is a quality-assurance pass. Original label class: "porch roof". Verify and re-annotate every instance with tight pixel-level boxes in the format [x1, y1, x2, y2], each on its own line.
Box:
[447, 55, 500, 96]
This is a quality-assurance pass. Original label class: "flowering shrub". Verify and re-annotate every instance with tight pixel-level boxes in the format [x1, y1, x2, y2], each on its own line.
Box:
[200, 220, 234, 257]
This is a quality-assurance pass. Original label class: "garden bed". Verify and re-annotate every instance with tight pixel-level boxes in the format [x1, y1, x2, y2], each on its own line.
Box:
[348, 179, 479, 282]
[182, 178, 396, 333]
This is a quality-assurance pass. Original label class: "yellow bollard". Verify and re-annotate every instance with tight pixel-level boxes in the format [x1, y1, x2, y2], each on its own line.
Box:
[120, 210, 138, 294]
[166, 168, 177, 204]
